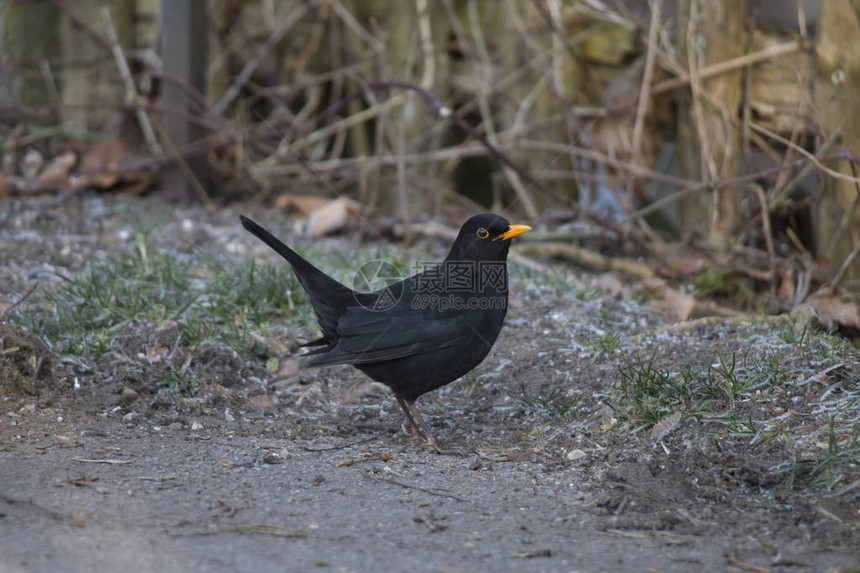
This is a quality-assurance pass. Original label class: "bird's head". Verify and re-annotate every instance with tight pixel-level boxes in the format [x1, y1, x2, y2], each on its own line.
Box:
[445, 213, 532, 262]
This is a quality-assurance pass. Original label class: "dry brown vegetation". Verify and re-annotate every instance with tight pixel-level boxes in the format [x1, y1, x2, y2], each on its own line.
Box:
[2, 1, 860, 320]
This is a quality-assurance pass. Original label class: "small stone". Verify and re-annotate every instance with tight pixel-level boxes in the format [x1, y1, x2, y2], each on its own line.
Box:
[566, 449, 586, 461]
[246, 393, 277, 412]
[190, 421, 203, 431]
[122, 412, 140, 424]
[262, 452, 281, 464]
[120, 387, 139, 403]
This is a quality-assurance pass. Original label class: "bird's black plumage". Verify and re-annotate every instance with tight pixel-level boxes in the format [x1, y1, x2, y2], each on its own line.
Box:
[239, 213, 531, 449]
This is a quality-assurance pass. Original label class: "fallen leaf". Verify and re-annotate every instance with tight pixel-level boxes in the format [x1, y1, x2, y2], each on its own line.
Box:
[35, 151, 76, 190]
[80, 138, 129, 173]
[113, 173, 152, 195]
[593, 272, 630, 299]
[777, 269, 795, 302]
[274, 194, 332, 215]
[75, 138, 151, 194]
[146, 342, 167, 361]
[807, 288, 860, 331]
[643, 277, 696, 322]
[650, 411, 682, 441]
[306, 197, 361, 237]
[668, 253, 709, 276]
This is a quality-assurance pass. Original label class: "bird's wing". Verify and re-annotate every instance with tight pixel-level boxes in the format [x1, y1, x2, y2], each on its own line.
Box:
[307, 305, 475, 366]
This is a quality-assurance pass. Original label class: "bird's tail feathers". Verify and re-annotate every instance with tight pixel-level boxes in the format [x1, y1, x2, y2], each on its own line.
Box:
[240, 215, 354, 335]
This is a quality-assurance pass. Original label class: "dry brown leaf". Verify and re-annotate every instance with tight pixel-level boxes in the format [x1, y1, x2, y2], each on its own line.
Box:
[70, 138, 145, 193]
[81, 172, 119, 189]
[80, 138, 129, 173]
[650, 411, 682, 441]
[667, 253, 709, 276]
[35, 151, 77, 190]
[643, 277, 696, 322]
[306, 197, 361, 237]
[113, 173, 152, 195]
[145, 342, 167, 362]
[777, 270, 795, 302]
[807, 288, 860, 331]
[593, 272, 630, 299]
[274, 194, 332, 215]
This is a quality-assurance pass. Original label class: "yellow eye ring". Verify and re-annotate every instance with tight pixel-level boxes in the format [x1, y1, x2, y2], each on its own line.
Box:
[476, 227, 489, 239]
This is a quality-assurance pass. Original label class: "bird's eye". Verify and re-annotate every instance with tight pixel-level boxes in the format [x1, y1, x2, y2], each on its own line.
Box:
[476, 227, 489, 240]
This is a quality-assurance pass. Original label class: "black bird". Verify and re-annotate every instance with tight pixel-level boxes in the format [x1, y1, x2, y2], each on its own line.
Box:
[239, 213, 531, 450]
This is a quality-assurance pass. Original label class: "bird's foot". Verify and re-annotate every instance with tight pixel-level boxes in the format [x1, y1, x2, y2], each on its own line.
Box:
[397, 423, 463, 455]
[395, 396, 465, 455]
[424, 442, 466, 456]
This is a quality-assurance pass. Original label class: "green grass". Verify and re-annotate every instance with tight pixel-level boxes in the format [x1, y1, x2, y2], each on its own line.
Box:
[608, 351, 691, 427]
[515, 382, 577, 418]
[780, 417, 860, 498]
[777, 321, 811, 350]
[33, 251, 198, 356]
[607, 330, 859, 499]
[147, 369, 198, 397]
[585, 327, 621, 354]
[25, 238, 314, 359]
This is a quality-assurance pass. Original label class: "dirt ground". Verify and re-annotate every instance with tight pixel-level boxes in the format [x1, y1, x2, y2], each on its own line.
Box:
[1, 195, 858, 573]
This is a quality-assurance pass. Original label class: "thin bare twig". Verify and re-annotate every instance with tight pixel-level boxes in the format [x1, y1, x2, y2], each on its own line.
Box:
[627, 0, 663, 244]
[0, 283, 38, 321]
[771, 119, 842, 209]
[750, 121, 860, 185]
[415, 0, 435, 90]
[331, 0, 383, 53]
[103, 6, 161, 155]
[71, 458, 132, 465]
[373, 474, 468, 502]
[629, 152, 860, 221]
[824, 189, 860, 261]
[467, 0, 539, 221]
[631, 0, 660, 168]
[396, 122, 411, 241]
[750, 183, 776, 284]
[213, 0, 320, 115]
[150, 117, 211, 204]
[796, 0, 809, 42]
[297, 80, 662, 256]
[829, 241, 860, 291]
[828, 161, 860, 289]
[647, 40, 804, 101]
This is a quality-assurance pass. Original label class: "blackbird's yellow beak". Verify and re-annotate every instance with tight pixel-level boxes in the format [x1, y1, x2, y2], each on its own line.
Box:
[496, 224, 532, 241]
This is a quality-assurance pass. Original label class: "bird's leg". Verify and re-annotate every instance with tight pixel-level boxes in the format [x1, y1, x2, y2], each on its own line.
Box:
[395, 396, 441, 451]
[404, 399, 442, 451]
[395, 396, 425, 441]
